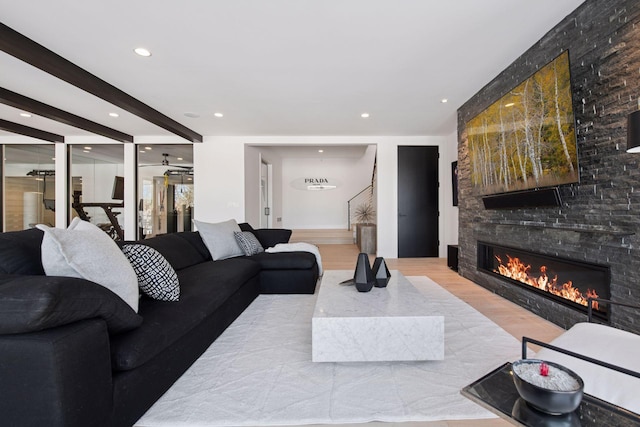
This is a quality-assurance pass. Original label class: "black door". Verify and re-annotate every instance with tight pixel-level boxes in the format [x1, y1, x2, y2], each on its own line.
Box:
[398, 146, 439, 257]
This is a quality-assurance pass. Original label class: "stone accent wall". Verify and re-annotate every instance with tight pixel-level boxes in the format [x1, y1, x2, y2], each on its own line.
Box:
[457, 0, 640, 334]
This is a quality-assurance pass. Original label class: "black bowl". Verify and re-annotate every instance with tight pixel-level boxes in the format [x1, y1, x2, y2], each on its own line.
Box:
[512, 359, 584, 415]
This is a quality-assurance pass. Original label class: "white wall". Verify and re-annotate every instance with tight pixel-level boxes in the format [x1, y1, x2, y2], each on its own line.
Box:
[194, 135, 459, 258]
[281, 147, 375, 229]
[193, 137, 245, 223]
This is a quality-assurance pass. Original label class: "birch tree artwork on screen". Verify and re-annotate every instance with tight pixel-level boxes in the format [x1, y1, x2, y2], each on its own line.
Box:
[467, 51, 578, 196]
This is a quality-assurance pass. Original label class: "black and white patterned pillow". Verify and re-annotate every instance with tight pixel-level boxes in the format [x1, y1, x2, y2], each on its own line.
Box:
[233, 231, 264, 256]
[121, 244, 180, 301]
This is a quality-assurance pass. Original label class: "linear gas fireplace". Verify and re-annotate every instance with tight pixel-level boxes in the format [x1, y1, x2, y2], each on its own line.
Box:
[477, 241, 611, 321]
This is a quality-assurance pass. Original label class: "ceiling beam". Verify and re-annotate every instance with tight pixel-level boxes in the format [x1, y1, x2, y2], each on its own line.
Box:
[0, 22, 203, 143]
[0, 119, 64, 143]
[0, 87, 133, 143]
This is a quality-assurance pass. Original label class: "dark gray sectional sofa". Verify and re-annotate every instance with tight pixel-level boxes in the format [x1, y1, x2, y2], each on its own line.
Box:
[0, 225, 319, 427]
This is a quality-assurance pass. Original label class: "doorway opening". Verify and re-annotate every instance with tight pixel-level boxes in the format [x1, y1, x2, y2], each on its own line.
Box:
[260, 159, 272, 228]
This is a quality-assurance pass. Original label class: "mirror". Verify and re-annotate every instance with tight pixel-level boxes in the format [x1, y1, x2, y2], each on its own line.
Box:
[137, 144, 193, 238]
[3, 144, 56, 231]
[69, 144, 125, 239]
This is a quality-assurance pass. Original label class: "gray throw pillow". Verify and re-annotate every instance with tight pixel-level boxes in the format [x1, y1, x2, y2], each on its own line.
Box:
[36, 218, 139, 312]
[122, 244, 180, 301]
[194, 219, 244, 260]
[234, 231, 264, 256]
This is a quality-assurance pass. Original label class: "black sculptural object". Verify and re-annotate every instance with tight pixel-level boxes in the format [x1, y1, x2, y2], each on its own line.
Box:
[354, 253, 375, 292]
[372, 257, 391, 287]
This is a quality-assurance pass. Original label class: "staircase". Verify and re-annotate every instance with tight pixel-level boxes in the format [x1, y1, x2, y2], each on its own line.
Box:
[290, 229, 354, 245]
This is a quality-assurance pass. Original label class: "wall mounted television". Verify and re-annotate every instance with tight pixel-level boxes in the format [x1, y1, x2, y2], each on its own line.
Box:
[466, 51, 578, 198]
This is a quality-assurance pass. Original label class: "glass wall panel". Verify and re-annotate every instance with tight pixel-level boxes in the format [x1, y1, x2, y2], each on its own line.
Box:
[4, 145, 56, 231]
[70, 145, 124, 239]
[137, 145, 193, 238]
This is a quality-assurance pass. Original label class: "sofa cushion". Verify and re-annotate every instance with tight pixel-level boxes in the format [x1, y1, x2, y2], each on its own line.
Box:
[37, 218, 139, 312]
[254, 229, 292, 249]
[248, 251, 317, 270]
[238, 223, 293, 249]
[0, 275, 142, 334]
[234, 231, 264, 256]
[0, 228, 45, 275]
[122, 244, 180, 301]
[136, 232, 211, 271]
[194, 219, 245, 260]
[110, 257, 260, 371]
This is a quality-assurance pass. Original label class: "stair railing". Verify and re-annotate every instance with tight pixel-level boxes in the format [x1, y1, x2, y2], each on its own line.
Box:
[347, 185, 375, 230]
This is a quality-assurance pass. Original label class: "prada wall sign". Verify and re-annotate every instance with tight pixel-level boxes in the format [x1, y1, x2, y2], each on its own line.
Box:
[291, 177, 341, 191]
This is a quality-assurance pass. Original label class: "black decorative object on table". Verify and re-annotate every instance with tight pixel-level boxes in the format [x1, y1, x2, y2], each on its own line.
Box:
[511, 359, 584, 415]
[461, 362, 640, 427]
[372, 257, 391, 287]
[354, 253, 375, 292]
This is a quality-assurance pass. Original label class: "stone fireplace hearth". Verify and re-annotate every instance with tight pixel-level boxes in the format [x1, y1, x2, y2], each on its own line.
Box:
[458, 223, 634, 331]
[456, 1, 640, 335]
[477, 241, 610, 322]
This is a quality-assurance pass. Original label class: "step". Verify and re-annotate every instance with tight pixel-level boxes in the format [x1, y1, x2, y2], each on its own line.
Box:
[290, 229, 354, 245]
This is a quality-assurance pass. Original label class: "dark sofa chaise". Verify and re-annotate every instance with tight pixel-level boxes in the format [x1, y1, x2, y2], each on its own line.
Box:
[0, 225, 319, 427]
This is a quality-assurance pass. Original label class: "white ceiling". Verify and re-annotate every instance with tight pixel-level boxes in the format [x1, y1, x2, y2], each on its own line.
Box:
[0, 0, 585, 140]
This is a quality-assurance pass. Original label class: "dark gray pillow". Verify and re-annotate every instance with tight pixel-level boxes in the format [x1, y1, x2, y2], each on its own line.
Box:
[234, 231, 264, 256]
[0, 228, 45, 275]
[121, 244, 180, 301]
[0, 275, 142, 335]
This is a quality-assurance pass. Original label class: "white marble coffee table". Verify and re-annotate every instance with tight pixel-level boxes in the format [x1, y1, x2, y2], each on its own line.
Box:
[312, 270, 444, 362]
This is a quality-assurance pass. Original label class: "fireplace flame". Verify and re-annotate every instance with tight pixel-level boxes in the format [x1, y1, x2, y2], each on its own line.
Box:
[494, 254, 599, 310]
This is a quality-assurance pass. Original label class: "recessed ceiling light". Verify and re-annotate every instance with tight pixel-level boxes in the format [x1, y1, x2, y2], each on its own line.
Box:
[134, 47, 152, 57]
[184, 112, 200, 118]
[441, 98, 448, 103]
[83, 150, 90, 154]
[177, 157, 183, 161]
[361, 113, 370, 118]
[214, 112, 224, 118]
[144, 146, 152, 150]
[20, 112, 32, 118]
[318, 150, 324, 153]
[139, 150, 146, 153]
[84, 146, 92, 150]
[109, 112, 119, 117]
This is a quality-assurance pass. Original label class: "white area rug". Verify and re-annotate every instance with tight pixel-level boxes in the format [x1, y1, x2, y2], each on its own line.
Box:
[136, 276, 521, 426]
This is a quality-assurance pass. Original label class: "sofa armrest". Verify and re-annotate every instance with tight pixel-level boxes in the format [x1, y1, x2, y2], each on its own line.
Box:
[238, 223, 292, 249]
[0, 319, 113, 427]
[252, 228, 292, 248]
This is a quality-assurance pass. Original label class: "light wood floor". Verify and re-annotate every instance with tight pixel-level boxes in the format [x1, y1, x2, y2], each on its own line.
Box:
[299, 243, 565, 427]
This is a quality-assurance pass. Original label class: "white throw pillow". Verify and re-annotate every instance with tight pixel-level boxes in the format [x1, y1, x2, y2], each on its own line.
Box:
[194, 219, 244, 260]
[36, 218, 139, 312]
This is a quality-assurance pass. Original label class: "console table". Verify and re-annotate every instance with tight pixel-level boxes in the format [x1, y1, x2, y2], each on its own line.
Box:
[461, 362, 640, 426]
[311, 270, 444, 362]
